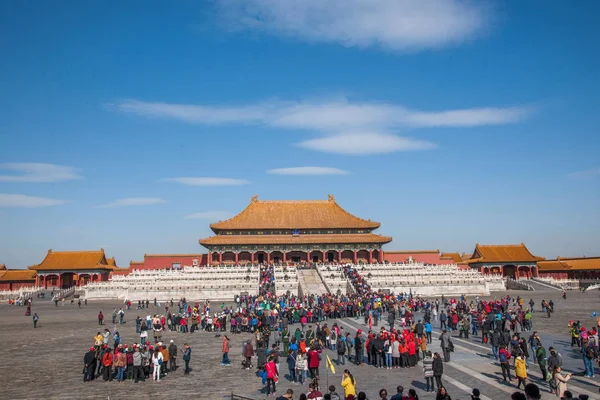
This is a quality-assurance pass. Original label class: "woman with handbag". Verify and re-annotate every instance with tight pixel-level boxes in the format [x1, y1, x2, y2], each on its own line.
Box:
[264, 355, 278, 396]
[151, 348, 163, 381]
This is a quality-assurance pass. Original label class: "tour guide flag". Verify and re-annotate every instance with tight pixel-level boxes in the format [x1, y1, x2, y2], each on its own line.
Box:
[326, 355, 335, 374]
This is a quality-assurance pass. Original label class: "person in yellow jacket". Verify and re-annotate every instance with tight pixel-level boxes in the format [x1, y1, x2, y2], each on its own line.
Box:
[514, 354, 528, 389]
[341, 369, 356, 398]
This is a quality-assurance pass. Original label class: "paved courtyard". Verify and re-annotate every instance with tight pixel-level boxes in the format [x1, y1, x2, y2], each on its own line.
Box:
[1, 288, 600, 399]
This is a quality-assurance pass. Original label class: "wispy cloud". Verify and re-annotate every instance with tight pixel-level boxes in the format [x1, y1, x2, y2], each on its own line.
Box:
[297, 133, 436, 155]
[0, 163, 82, 183]
[267, 167, 349, 175]
[568, 168, 600, 180]
[98, 198, 166, 208]
[184, 211, 233, 220]
[0, 193, 66, 208]
[161, 177, 250, 186]
[114, 98, 530, 130]
[215, 0, 490, 51]
[113, 98, 532, 155]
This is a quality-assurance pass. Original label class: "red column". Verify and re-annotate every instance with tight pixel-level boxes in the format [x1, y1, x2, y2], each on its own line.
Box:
[378, 251, 383, 263]
[353, 251, 358, 264]
[337, 250, 342, 263]
[235, 252, 239, 264]
[251, 252, 255, 264]
[207, 252, 212, 265]
[35, 274, 39, 287]
[57, 273, 63, 289]
[322, 251, 326, 263]
[219, 252, 223, 263]
[306, 251, 311, 263]
[282, 252, 286, 263]
[368, 250, 373, 264]
[266, 252, 271, 264]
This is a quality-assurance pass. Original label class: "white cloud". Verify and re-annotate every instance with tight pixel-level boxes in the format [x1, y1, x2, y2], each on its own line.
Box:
[114, 98, 530, 130]
[215, 0, 489, 51]
[568, 168, 600, 180]
[267, 167, 349, 175]
[0, 193, 66, 208]
[297, 132, 436, 155]
[98, 198, 166, 208]
[113, 97, 531, 155]
[0, 163, 82, 183]
[162, 177, 250, 186]
[184, 211, 233, 220]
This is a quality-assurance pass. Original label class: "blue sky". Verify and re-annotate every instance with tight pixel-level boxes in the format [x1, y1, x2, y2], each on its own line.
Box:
[1, 0, 599, 268]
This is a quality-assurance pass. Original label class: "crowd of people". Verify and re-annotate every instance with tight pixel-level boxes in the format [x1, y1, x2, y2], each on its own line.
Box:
[68, 262, 600, 399]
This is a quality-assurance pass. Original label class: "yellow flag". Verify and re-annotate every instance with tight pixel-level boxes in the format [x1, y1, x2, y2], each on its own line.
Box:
[326, 354, 335, 374]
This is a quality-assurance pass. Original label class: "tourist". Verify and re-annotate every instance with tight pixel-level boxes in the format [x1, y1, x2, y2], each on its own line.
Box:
[439, 330, 451, 362]
[32, 312, 39, 328]
[168, 340, 177, 371]
[182, 343, 191, 375]
[243, 340, 254, 370]
[499, 344, 513, 382]
[286, 349, 297, 382]
[296, 350, 307, 385]
[308, 346, 322, 379]
[276, 389, 294, 400]
[378, 388, 388, 400]
[435, 386, 451, 400]
[151, 348, 163, 381]
[581, 339, 596, 377]
[470, 388, 480, 400]
[432, 352, 443, 391]
[357, 392, 367, 400]
[114, 348, 127, 382]
[423, 351, 434, 392]
[535, 344, 548, 380]
[101, 347, 113, 381]
[98, 311, 103, 325]
[221, 335, 231, 366]
[407, 388, 418, 400]
[524, 383, 541, 400]
[265, 354, 278, 397]
[132, 346, 144, 383]
[551, 366, 571, 398]
[83, 347, 96, 382]
[515, 353, 528, 389]
[328, 385, 342, 400]
[341, 369, 356, 399]
[390, 386, 404, 400]
[547, 347, 563, 372]
[511, 392, 526, 400]
[307, 382, 324, 399]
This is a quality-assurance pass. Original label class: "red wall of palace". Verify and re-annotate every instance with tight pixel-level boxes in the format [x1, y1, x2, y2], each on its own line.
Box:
[0, 281, 35, 290]
[130, 255, 208, 270]
[383, 252, 454, 265]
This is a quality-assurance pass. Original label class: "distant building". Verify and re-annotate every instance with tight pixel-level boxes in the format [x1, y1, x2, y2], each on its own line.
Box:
[460, 243, 545, 278]
[537, 257, 600, 280]
[28, 249, 118, 288]
[0, 264, 36, 290]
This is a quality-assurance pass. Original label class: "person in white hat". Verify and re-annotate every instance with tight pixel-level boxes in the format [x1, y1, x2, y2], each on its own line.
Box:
[169, 340, 178, 371]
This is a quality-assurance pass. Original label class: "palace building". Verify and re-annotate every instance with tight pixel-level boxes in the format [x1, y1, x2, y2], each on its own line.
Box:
[28, 249, 119, 289]
[460, 243, 545, 278]
[199, 195, 392, 265]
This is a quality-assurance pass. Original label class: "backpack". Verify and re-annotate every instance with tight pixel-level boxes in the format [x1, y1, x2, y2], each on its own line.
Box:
[548, 376, 558, 390]
[499, 351, 509, 363]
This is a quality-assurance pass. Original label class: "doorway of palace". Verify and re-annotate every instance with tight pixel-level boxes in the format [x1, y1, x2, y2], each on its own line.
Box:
[257, 253, 265, 264]
[327, 252, 335, 262]
[291, 256, 301, 263]
[61, 272, 75, 289]
[503, 265, 516, 279]
[313, 256, 319, 263]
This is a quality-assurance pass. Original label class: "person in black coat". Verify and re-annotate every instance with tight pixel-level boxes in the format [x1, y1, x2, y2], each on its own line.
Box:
[432, 352, 444, 391]
[83, 347, 97, 382]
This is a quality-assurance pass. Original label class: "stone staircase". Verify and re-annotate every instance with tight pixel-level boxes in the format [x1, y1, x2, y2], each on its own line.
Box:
[297, 269, 330, 295]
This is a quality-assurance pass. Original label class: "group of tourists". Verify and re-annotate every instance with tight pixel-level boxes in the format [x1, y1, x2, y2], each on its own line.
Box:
[84, 332, 192, 383]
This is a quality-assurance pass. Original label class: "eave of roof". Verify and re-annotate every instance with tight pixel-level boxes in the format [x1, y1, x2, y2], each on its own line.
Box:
[199, 233, 393, 247]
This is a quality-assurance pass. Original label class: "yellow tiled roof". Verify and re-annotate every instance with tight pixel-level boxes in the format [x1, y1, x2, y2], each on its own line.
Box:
[463, 243, 544, 263]
[29, 249, 115, 271]
[0, 269, 36, 281]
[200, 233, 392, 246]
[210, 195, 380, 231]
[538, 257, 600, 271]
[440, 252, 463, 263]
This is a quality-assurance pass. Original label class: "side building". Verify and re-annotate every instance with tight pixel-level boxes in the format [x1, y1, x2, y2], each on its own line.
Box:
[199, 195, 392, 265]
[460, 243, 545, 278]
[28, 249, 118, 289]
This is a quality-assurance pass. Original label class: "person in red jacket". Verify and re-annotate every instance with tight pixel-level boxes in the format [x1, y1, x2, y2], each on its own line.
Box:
[264, 355, 278, 396]
[308, 347, 322, 380]
[408, 338, 417, 367]
[102, 349, 113, 381]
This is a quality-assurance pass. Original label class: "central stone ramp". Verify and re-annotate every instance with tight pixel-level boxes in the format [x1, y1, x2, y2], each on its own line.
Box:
[298, 269, 329, 295]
